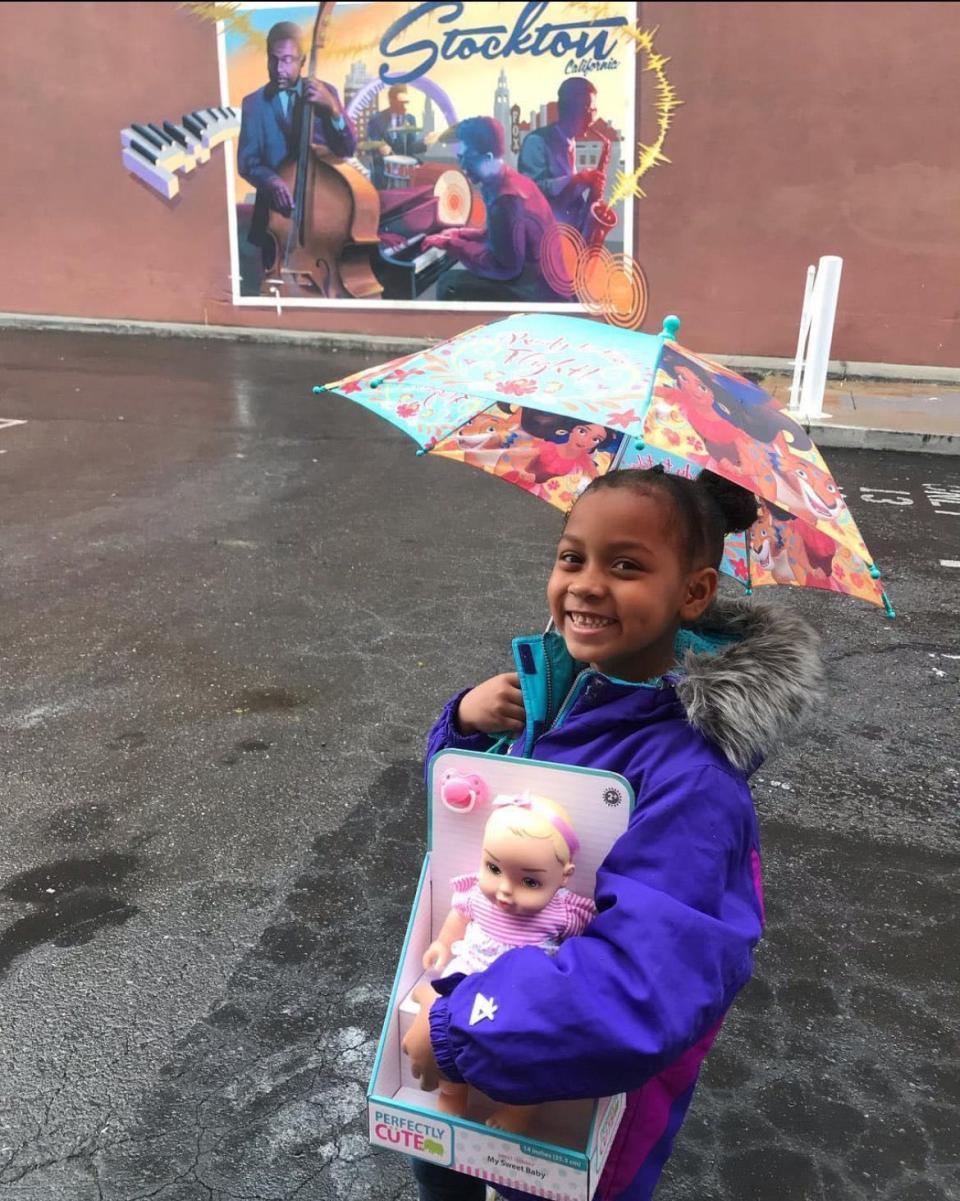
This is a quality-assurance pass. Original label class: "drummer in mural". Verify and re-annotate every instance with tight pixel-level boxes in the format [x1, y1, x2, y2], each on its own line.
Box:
[367, 84, 439, 189]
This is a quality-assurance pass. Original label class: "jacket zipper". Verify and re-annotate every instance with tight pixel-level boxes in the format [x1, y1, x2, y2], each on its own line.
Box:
[541, 634, 554, 725]
[546, 668, 668, 739]
[547, 671, 592, 734]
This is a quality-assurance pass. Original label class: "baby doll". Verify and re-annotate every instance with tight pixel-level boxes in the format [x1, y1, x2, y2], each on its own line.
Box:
[418, 792, 596, 1132]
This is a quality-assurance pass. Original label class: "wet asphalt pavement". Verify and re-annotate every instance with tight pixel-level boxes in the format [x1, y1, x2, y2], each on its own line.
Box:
[0, 330, 957, 1201]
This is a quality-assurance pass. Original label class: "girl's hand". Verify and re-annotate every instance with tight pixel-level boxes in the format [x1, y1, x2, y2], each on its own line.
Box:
[456, 673, 525, 735]
[403, 984, 443, 1091]
[422, 940, 451, 971]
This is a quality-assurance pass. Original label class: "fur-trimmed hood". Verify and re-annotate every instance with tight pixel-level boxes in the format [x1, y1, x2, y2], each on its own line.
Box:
[675, 595, 825, 773]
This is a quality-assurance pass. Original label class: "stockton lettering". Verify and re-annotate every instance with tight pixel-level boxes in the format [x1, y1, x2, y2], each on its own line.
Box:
[380, 1, 627, 84]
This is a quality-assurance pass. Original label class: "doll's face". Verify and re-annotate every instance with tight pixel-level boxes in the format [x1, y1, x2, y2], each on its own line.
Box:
[479, 821, 574, 916]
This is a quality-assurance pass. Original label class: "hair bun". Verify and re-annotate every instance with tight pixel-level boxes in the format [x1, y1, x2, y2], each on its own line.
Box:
[695, 470, 758, 534]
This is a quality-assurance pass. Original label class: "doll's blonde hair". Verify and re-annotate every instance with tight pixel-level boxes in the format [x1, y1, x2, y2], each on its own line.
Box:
[484, 794, 578, 865]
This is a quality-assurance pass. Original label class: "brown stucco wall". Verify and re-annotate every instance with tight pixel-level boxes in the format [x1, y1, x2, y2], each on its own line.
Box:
[639, 1, 960, 364]
[1, 2, 957, 363]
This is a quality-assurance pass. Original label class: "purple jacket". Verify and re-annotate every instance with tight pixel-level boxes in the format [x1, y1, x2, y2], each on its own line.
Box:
[424, 598, 823, 1200]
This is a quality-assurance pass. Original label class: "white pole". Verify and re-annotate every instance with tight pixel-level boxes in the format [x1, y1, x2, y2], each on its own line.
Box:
[797, 255, 843, 422]
[787, 264, 816, 412]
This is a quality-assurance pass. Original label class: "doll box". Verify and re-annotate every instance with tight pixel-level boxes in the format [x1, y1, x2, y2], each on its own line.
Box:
[367, 749, 634, 1201]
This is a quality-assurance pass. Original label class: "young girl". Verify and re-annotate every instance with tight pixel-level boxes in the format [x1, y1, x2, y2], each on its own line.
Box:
[402, 465, 824, 1201]
[418, 794, 595, 1130]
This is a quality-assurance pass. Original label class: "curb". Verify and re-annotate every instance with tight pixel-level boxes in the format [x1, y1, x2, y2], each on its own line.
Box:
[700, 353, 960, 385]
[805, 422, 959, 456]
[3, 311, 959, 385]
[0, 312, 426, 356]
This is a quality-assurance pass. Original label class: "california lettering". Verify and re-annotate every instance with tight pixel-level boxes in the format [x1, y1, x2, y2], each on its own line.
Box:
[379, 1, 628, 85]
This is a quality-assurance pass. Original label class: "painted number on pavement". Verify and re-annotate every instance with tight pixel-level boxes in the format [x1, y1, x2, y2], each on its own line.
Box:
[858, 487, 913, 505]
[856, 484, 960, 517]
[923, 484, 960, 518]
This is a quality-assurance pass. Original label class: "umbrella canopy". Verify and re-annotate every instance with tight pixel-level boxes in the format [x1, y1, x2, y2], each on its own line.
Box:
[320, 314, 892, 615]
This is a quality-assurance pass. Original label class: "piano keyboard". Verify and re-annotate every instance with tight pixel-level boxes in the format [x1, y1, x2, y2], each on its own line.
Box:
[120, 106, 240, 200]
[375, 232, 451, 299]
[381, 233, 447, 272]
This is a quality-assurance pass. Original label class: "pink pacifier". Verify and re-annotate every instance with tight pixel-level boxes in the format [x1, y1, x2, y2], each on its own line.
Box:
[439, 770, 488, 814]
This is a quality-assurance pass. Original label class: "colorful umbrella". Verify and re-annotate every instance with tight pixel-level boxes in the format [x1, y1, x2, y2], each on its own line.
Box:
[317, 313, 894, 616]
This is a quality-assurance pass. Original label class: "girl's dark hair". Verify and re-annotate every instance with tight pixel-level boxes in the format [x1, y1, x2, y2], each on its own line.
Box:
[576, 466, 758, 569]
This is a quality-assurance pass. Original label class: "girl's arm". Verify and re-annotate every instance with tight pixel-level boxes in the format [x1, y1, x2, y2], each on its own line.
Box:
[425, 764, 764, 1103]
[423, 908, 469, 971]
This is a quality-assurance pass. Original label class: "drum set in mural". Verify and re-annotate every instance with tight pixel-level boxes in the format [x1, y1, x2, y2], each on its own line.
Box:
[382, 154, 418, 188]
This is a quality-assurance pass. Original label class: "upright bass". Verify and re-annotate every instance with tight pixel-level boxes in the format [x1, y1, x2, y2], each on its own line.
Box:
[263, 1, 382, 300]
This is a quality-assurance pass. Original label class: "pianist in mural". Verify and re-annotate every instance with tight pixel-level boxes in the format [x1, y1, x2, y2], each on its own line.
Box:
[423, 117, 563, 304]
[237, 20, 356, 269]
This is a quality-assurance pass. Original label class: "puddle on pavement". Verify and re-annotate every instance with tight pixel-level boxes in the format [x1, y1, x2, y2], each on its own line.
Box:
[0, 851, 141, 976]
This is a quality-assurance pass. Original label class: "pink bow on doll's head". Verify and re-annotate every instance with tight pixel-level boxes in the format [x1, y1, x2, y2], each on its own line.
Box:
[491, 791, 580, 859]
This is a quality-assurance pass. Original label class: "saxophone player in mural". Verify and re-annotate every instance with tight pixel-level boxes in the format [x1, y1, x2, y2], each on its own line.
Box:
[517, 77, 606, 236]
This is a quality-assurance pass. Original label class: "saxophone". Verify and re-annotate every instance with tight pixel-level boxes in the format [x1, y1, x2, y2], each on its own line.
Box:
[581, 125, 618, 247]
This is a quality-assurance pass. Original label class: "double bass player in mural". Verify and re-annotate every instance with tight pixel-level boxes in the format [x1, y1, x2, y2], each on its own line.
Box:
[237, 9, 382, 300]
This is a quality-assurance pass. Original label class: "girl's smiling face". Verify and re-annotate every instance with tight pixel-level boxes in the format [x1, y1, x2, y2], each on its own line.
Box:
[547, 487, 717, 681]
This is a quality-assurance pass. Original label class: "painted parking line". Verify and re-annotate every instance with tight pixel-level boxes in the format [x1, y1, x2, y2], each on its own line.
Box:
[941, 560, 960, 568]
[0, 419, 26, 431]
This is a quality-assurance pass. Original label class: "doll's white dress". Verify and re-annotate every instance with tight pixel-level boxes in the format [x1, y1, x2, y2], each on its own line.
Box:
[441, 872, 597, 977]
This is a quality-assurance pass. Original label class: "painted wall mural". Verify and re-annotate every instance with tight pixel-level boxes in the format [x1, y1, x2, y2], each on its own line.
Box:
[123, 2, 680, 324]
[120, 108, 240, 199]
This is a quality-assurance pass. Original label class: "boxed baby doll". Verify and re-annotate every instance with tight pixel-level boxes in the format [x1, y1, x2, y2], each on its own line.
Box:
[367, 748, 633, 1201]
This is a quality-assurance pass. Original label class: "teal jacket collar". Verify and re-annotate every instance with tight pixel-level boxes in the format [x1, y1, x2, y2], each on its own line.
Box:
[510, 625, 739, 758]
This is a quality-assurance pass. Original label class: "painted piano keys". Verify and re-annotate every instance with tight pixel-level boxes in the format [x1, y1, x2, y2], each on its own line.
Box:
[120, 107, 240, 199]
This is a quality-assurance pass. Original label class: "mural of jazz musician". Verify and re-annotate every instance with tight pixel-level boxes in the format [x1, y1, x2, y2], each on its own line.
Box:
[220, 1, 637, 308]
